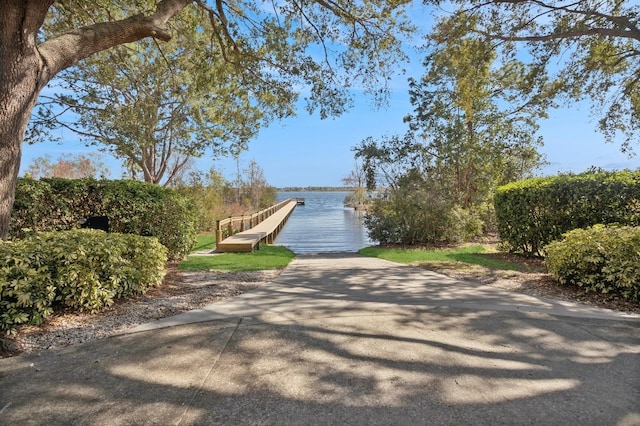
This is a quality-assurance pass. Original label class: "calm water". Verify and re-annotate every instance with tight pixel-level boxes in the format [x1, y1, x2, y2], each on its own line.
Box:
[274, 191, 372, 254]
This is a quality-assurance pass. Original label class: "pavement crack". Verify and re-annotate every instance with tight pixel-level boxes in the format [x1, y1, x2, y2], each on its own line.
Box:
[176, 318, 243, 425]
[0, 402, 12, 415]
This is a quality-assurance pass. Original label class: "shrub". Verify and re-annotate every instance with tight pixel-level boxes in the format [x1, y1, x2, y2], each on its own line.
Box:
[0, 230, 167, 333]
[545, 225, 640, 303]
[365, 185, 483, 245]
[100, 180, 197, 260]
[174, 183, 222, 232]
[0, 238, 56, 332]
[495, 170, 640, 255]
[11, 177, 196, 260]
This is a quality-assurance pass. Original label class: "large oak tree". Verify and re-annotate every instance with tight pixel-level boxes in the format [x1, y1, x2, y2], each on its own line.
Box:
[29, 6, 275, 186]
[0, 0, 412, 239]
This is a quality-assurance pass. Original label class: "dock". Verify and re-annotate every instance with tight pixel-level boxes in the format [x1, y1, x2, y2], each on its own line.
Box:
[216, 199, 297, 252]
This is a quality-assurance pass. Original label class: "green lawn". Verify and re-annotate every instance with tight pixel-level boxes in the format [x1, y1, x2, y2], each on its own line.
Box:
[190, 233, 218, 252]
[187, 235, 521, 273]
[179, 243, 295, 271]
[359, 245, 522, 271]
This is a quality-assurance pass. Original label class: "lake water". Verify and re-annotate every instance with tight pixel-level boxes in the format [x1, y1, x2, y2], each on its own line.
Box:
[274, 191, 372, 254]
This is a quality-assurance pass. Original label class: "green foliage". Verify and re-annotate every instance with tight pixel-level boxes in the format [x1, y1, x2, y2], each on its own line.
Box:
[172, 164, 277, 232]
[11, 178, 196, 260]
[354, 19, 547, 246]
[362, 170, 484, 246]
[0, 238, 56, 332]
[39, 0, 414, 120]
[440, 0, 640, 153]
[27, 2, 416, 186]
[495, 170, 640, 255]
[545, 225, 640, 303]
[342, 161, 368, 208]
[34, 6, 272, 185]
[173, 169, 229, 232]
[111, 233, 168, 298]
[104, 182, 196, 261]
[230, 160, 278, 213]
[1, 0, 415, 243]
[402, 16, 548, 208]
[0, 229, 167, 333]
[179, 245, 295, 272]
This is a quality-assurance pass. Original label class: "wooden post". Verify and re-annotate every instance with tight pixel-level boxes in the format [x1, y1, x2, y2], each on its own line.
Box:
[240, 215, 245, 232]
[216, 220, 222, 249]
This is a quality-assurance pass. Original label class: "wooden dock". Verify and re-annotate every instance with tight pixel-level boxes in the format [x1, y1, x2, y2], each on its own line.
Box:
[216, 199, 297, 252]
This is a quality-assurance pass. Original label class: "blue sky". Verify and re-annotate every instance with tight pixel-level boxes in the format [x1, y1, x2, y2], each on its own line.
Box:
[204, 90, 640, 188]
[22, 83, 639, 188]
[20, 5, 640, 188]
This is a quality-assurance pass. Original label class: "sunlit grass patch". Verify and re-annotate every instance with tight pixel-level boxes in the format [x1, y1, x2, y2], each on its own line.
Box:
[359, 245, 525, 272]
[179, 245, 295, 271]
[190, 233, 217, 252]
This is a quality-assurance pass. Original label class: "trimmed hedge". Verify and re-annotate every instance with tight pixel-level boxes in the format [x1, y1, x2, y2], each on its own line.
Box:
[495, 170, 640, 255]
[545, 225, 640, 303]
[0, 229, 167, 333]
[11, 177, 197, 260]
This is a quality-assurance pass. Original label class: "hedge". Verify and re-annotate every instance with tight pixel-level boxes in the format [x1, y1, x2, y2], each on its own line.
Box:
[11, 177, 197, 260]
[495, 170, 640, 255]
[0, 229, 167, 333]
[545, 225, 640, 303]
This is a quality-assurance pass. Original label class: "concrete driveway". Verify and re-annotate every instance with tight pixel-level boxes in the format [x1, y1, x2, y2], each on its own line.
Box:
[1, 254, 639, 425]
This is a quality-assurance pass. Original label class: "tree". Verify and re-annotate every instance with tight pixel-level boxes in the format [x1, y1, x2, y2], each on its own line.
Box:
[355, 17, 548, 244]
[236, 160, 275, 212]
[24, 152, 109, 180]
[30, 7, 282, 186]
[171, 166, 230, 232]
[403, 15, 549, 208]
[342, 161, 368, 208]
[442, 0, 640, 153]
[0, 0, 413, 239]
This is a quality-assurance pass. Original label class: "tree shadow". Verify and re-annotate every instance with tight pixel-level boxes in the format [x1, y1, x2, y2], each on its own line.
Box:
[1, 254, 639, 425]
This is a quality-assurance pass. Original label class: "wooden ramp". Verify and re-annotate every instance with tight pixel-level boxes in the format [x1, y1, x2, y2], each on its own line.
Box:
[216, 200, 297, 252]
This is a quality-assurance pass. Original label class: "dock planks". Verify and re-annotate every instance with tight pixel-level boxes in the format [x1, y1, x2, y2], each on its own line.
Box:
[216, 200, 297, 252]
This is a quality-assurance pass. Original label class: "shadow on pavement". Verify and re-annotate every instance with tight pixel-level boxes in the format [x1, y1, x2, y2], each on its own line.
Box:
[1, 254, 639, 425]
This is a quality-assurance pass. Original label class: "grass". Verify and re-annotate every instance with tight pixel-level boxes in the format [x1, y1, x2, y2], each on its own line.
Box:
[190, 233, 218, 252]
[179, 244, 295, 271]
[186, 234, 522, 273]
[359, 245, 523, 271]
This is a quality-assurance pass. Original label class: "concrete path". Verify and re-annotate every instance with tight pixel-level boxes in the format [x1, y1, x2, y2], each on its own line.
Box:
[1, 254, 639, 425]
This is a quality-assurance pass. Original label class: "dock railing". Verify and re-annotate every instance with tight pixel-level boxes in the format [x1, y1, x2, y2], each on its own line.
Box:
[215, 198, 293, 250]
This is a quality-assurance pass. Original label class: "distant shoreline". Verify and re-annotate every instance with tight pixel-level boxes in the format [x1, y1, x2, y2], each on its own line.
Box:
[277, 187, 354, 192]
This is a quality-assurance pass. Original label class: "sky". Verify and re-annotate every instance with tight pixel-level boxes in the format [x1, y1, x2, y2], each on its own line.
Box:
[203, 90, 640, 188]
[19, 4, 640, 188]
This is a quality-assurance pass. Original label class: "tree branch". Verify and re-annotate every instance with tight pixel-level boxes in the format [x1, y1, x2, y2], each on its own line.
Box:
[487, 0, 640, 42]
[37, 0, 191, 81]
[478, 27, 640, 43]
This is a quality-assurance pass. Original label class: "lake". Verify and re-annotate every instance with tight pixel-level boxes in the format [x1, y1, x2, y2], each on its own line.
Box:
[274, 191, 372, 254]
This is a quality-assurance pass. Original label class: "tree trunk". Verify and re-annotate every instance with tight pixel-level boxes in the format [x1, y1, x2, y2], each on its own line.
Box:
[0, 1, 51, 239]
[0, 0, 190, 239]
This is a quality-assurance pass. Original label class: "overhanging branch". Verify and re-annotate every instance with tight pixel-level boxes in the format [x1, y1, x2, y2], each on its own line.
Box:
[37, 0, 192, 80]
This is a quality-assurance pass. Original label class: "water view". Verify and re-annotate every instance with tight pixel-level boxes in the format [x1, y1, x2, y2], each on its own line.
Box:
[274, 191, 372, 254]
